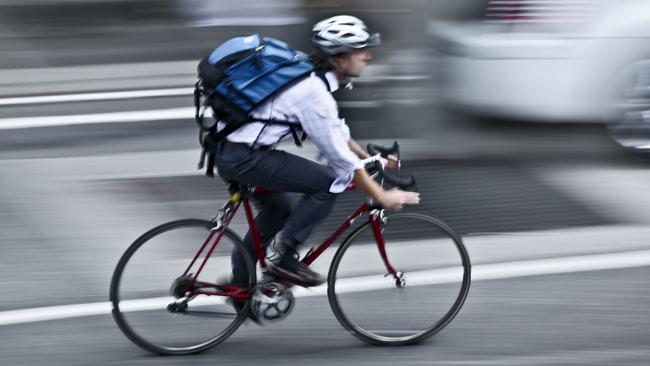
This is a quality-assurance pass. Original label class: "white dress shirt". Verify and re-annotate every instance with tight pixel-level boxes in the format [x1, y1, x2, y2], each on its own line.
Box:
[223, 71, 363, 193]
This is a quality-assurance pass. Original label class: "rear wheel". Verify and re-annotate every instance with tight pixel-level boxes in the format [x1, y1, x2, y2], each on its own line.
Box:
[327, 212, 471, 345]
[110, 219, 256, 355]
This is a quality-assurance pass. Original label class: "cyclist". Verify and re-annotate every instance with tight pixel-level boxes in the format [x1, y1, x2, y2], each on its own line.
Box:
[214, 15, 421, 288]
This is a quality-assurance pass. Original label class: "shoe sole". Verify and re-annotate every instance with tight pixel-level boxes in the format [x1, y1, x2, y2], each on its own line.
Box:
[265, 265, 325, 288]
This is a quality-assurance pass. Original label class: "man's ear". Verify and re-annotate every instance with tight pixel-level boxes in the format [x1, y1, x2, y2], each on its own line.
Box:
[331, 54, 349, 68]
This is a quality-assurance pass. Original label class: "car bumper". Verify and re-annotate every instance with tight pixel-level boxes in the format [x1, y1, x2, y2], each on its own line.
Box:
[429, 21, 609, 122]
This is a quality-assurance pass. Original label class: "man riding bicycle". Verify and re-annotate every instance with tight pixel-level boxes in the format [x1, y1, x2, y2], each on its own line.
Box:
[214, 15, 421, 288]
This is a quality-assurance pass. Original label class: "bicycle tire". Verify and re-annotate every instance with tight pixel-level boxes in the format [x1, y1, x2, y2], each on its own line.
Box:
[110, 219, 256, 355]
[327, 212, 471, 346]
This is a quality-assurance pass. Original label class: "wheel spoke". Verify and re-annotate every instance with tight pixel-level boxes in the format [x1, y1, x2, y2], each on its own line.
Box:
[110, 219, 256, 355]
[328, 212, 470, 345]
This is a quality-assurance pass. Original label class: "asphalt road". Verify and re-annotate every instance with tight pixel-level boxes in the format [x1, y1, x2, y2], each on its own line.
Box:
[1, 268, 649, 365]
[2, 95, 650, 365]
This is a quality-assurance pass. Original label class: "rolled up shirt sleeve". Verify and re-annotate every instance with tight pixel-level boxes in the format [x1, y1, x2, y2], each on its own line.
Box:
[339, 118, 352, 141]
[292, 78, 363, 193]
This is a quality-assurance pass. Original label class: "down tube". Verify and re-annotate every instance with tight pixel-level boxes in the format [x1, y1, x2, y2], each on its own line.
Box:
[302, 204, 369, 266]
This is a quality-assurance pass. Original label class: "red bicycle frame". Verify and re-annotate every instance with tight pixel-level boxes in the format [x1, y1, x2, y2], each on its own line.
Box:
[179, 184, 401, 298]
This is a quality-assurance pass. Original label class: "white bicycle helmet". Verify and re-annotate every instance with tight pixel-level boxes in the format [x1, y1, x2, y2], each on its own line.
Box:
[311, 15, 381, 55]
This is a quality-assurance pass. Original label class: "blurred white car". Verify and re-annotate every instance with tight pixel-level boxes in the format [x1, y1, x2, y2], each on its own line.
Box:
[428, 0, 650, 150]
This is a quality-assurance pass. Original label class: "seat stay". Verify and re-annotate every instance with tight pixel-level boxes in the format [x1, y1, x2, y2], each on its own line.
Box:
[187, 225, 231, 290]
[183, 199, 242, 287]
[182, 230, 218, 278]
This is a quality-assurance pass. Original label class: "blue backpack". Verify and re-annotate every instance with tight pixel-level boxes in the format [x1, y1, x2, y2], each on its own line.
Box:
[194, 35, 317, 176]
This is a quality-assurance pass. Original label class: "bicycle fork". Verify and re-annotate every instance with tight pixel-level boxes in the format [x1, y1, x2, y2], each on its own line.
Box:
[369, 210, 406, 288]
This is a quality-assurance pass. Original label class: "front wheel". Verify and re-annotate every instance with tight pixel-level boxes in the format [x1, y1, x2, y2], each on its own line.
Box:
[327, 212, 471, 345]
[109, 219, 256, 355]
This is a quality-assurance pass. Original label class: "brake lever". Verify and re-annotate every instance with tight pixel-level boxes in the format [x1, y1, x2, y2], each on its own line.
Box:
[382, 171, 416, 191]
[367, 140, 400, 158]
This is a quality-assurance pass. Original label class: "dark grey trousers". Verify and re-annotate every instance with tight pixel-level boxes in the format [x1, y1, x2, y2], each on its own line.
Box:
[214, 141, 339, 282]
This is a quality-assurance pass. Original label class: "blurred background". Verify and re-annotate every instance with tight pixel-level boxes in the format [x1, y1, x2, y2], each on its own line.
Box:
[1, 1, 650, 365]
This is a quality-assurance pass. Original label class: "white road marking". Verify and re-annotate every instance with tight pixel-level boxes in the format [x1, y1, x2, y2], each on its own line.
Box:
[2, 249, 650, 327]
[0, 99, 425, 130]
[0, 73, 430, 108]
[0, 107, 197, 130]
[0, 88, 193, 106]
[0, 302, 112, 326]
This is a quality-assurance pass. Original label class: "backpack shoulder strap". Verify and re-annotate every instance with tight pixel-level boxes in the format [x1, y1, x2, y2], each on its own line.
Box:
[315, 70, 331, 92]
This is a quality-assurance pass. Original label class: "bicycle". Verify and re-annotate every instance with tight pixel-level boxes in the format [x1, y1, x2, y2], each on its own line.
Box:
[109, 142, 471, 355]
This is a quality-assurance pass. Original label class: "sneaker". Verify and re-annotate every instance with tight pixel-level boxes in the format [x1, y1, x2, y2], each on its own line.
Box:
[265, 261, 325, 288]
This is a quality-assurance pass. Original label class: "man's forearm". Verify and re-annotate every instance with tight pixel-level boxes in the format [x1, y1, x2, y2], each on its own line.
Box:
[348, 138, 370, 160]
[352, 169, 383, 203]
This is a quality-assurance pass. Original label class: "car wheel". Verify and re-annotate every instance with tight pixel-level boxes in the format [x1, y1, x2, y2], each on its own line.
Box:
[607, 58, 650, 152]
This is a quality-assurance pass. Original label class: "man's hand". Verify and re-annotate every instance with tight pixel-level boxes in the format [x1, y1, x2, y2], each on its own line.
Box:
[348, 139, 399, 170]
[379, 188, 420, 211]
[381, 154, 400, 170]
